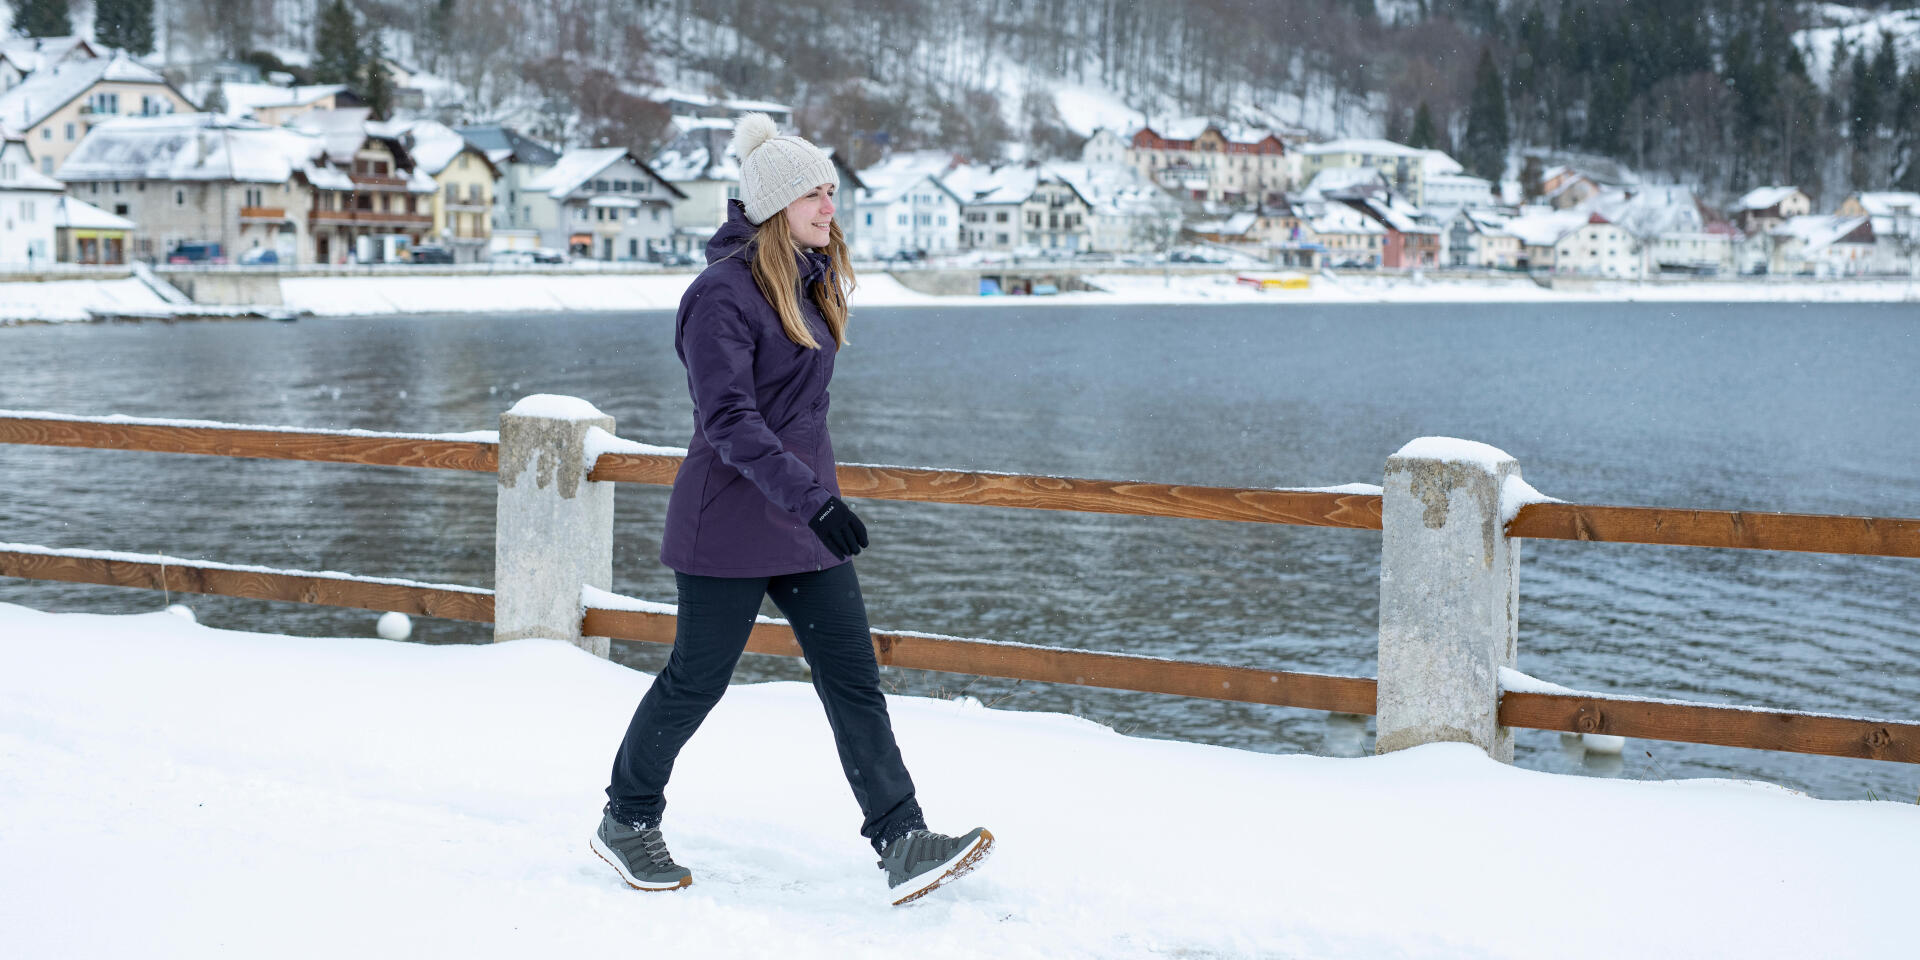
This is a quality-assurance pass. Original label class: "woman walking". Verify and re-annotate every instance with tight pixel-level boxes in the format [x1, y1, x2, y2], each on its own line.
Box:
[591, 114, 992, 906]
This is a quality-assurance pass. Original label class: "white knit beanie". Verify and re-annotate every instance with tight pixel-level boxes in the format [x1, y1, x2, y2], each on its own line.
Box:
[731, 112, 839, 225]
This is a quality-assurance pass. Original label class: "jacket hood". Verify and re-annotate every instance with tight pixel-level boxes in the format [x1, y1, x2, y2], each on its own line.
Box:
[709, 199, 833, 286]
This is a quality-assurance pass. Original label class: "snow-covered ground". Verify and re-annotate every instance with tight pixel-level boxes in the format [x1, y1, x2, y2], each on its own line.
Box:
[3, 271, 1916, 323]
[3, 600, 1917, 959]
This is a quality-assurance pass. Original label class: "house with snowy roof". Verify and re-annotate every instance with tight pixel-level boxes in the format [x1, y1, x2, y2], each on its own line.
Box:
[1834, 192, 1920, 274]
[1767, 215, 1877, 277]
[1441, 208, 1520, 269]
[1, 127, 62, 267]
[190, 81, 356, 127]
[453, 125, 559, 251]
[0, 36, 100, 91]
[943, 162, 1092, 254]
[52, 194, 137, 264]
[1340, 194, 1442, 270]
[373, 119, 500, 262]
[0, 50, 194, 177]
[649, 116, 741, 258]
[852, 152, 962, 260]
[1044, 161, 1175, 254]
[1295, 138, 1427, 206]
[55, 113, 335, 263]
[1553, 212, 1644, 278]
[523, 148, 684, 261]
[286, 108, 442, 263]
[1127, 118, 1287, 205]
[1298, 198, 1386, 268]
[1731, 186, 1811, 235]
[1500, 208, 1590, 271]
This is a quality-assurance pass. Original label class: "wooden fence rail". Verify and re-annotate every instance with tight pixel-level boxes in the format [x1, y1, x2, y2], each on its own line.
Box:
[7, 413, 1918, 556]
[7, 544, 1913, 765]
[7, 408, 1920, 770]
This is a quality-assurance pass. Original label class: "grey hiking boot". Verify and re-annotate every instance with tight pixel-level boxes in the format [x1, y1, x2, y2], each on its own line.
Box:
[878, 827, 994, 906]
[590, 809, 693, 891]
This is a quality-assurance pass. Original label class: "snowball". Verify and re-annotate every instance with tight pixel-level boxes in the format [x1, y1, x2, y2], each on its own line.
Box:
[376, 611, 413, 641]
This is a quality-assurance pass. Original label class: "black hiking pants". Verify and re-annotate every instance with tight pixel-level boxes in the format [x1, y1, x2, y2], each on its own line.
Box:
[606, 562, 925, 851]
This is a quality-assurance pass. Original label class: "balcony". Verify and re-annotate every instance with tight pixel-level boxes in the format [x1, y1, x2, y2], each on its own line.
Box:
[348, 173, 412, 192]
[309, 207, 433, 228]
[239, 206, 288, 223]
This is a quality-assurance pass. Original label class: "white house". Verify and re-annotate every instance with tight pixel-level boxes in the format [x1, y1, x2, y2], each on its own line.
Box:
[1501, 208, 1590, 271]
[524, 148, 684, 261]
[1047, 161, 1177, 254]
[1836, 191, 1920, 275]
[1552, 212, 1644, 278]
[854, 152, 962, 259]
[1731, 185, 1811, 235]
[944, 162, 1094, 254]
[1441, 207, 1520, 268]
[1079, 127, 1128, 167]
[1, 127, 61, 267]
[1768, 215, 1876, 277]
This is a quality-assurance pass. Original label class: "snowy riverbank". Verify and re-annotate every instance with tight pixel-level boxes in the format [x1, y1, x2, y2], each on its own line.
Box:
[3, 601, 1916, 959]
[3, 270, 1917, 323]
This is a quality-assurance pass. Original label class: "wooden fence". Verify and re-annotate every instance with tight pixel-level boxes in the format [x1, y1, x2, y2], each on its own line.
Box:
[3, 408, 1918, 766]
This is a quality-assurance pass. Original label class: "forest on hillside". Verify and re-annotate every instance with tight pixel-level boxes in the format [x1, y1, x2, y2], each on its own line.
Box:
[15, 0, 1920, 205]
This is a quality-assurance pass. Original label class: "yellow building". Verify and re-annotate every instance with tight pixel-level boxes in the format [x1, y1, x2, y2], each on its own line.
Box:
[1295, 138, 1429, 207]
[392, 121, 498, 262]
[0, 51, 196, 178]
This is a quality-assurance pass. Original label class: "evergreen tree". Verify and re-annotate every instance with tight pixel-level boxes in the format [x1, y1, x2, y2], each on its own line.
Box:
[94, 0, 155, 56]
[13, 0, 72, 37]
[1850, 51, 1880, 188]
[427, 0, 455, 72]
[1408, 101, 1437, 150]
[363, 32, 395, 121]
[1462, 48, 1509, 180]
[313, 0, 364, 87]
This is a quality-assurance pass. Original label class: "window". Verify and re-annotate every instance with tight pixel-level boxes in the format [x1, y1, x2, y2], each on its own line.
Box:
[90, 182, 99, 194]
[864, 213, 873, 226]
[175, 189, 185, 206]
[460, 156, 470, 170]
[66, 123, 76, 140]
[91, 92, 120, 114]
[937, 215, 946, 226]
[651, 208, 659, 221]
[629, 239, 638, 258]
[42, 127, 51, 139]
[593, 179, 608, 191]
[896, 214, 907, 226]
[114, 203, 128, 215]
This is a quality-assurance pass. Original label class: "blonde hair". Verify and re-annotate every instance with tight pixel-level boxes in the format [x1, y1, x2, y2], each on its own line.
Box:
[749, 215, 854, 349]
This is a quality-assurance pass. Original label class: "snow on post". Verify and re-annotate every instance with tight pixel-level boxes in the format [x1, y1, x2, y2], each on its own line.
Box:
[1376, 437, 1521, 762]
[494, 395, 616, 657]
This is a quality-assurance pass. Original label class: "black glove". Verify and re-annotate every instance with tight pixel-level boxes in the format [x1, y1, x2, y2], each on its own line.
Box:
[807, 496, 868, 559]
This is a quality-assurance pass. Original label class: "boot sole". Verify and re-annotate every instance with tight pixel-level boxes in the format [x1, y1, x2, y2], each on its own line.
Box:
[889, 828, 994, 907]
[590, 834, 693, 891]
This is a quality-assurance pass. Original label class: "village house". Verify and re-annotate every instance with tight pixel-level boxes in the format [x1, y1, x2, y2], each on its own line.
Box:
[1539, 165, 1601, 209]
[650, 116, 740, 258]
[1049, 160, 1178, 255]
[1341, 194, 1442, 270]
[945, 162, 1094, 254]
[0, 36, 99, 92]
[1249, 197, 1326, 268]
[1552, 212, 1644, 278]
[1767, 215, 1877, 277]
[1501, 208, 1589, 271]
[1834, 191, 1920, 274]
[1079, 127, 1127, 167]
[0, 50, 195, 177]
[1295, 138, 1428, 207]
[524, 148, 684, 261]
[195, 81, 357, 127]
[1299, 197, 1386, 268]
[1, 127, 61, 267]
[288, 108, 439, 263]
[854, 151, 962, 259]
[454, 124, 558, 255]
[52, 194, 137, 264]
[1730, 186, 1811, 235]
[55, 112, 333, 264]
[1442, 208, 1520, 269]
[1126, 119, 1288, 205]
[376, 119, 500, 262]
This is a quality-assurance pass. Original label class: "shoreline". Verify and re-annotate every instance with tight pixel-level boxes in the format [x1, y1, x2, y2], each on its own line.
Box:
[2, 270, 1916, 324]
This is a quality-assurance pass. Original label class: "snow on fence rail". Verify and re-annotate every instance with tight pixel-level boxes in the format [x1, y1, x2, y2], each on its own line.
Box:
[3, 405, 1919, 766]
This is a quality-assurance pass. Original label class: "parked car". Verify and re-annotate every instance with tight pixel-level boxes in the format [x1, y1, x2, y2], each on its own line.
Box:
[409, 245, 454, 264]
[652, 251, 697, 266]
[167, 242, 226, 264]
[237, 247, 279, 265]
[489, 250, 535, 265]
[530, 249, 568, 264]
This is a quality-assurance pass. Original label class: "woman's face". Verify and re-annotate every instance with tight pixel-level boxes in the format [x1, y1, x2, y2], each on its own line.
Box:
[783, 183, 836, 249]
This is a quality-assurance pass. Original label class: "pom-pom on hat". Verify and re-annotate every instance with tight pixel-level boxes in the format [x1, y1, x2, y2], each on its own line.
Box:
[731, 112, 839, 225]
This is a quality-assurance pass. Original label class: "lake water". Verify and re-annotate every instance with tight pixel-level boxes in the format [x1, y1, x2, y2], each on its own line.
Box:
[3, 301, 1916, 802]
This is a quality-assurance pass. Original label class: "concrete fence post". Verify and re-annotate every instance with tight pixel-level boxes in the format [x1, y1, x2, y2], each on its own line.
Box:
[494, 395, 615, 658]
[1376, 437, 1521, 762]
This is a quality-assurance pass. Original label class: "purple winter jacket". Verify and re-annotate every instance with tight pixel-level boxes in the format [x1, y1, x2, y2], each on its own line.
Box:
[658, 200, 845, 577]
